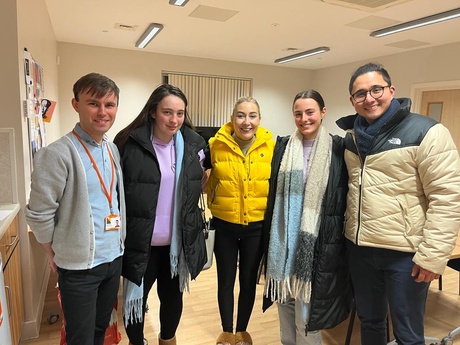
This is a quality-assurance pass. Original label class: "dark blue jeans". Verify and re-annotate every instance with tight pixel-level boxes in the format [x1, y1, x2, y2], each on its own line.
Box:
[58, 256, 122, 345]
[213, 218, 263, 333]
[346, 240, 430, 345]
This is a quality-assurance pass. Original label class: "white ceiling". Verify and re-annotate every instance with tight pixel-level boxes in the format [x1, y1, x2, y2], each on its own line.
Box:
[44, 0, 460, 70]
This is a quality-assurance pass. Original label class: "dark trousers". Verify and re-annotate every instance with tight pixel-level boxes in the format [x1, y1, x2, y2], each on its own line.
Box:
[57, 256, 122, 345]
[346, 240, 430, 345]
[125, 245, 183, 344]
[213, 219, 263, 333]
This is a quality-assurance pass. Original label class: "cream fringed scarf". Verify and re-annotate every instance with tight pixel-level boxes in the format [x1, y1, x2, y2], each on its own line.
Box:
[265, 125, 331, 304]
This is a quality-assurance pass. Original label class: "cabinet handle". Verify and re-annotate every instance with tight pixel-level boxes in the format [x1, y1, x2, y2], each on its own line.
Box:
[4, 235, 19, 248]
[5, 285, 12, 317]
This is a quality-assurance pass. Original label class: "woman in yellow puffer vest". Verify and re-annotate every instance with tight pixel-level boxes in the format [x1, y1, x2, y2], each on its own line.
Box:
[206, 97, 274, 345]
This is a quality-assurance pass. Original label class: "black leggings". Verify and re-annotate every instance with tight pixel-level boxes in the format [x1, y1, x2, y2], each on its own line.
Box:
[125, 246, 183, 344]
[213, 219, 263, 333]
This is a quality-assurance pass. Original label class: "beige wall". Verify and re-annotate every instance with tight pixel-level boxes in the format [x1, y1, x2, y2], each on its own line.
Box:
[5, 0, 460, 341]
[17, 0, 60, 336]
[313, 41, 460, 135]
[56, 41, 460, 139]
[17, 0, 60, 338]
[56, 42, 313, 139]
[0, 0, 60, 339]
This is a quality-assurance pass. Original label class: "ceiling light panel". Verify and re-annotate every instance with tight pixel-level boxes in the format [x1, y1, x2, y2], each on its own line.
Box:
[135, 23, 164, 48]
[274, 47, 330, 64]
[370, 7, 460, 37]
[189, 5, 239, 22]
[169, 0, 190, 6]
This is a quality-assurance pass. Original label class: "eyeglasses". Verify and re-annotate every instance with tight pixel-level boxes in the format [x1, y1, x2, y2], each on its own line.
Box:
[351, 85, 390, 103]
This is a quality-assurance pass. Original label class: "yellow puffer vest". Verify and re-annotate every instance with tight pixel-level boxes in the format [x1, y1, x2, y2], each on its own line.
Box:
[207, 122, 274, 225]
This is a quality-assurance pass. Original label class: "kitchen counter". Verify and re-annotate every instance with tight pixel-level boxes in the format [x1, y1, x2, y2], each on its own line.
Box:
[0, 203, 20, 238]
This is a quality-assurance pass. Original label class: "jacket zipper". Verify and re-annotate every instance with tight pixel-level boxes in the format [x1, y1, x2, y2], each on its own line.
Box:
[356, 166, 363, 244]
[353, 131, 365, 245]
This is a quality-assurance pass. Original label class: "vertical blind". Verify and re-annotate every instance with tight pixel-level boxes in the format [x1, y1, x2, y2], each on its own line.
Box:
[163, 71, 252, 127]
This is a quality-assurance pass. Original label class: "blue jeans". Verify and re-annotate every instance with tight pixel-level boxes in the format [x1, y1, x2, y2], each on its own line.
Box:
[346, 240, 430, 345]
[58, 256, 122, 345]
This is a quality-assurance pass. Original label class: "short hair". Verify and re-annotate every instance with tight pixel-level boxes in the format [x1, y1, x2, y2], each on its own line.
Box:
[348, 62, 392, 94]
[292, 89, 325, 110]
[232, 97, 261, 116]
[73, 73, 120, 104]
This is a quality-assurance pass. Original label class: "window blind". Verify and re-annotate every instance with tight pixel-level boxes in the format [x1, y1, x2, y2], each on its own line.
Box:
[163, 71, 252, 127]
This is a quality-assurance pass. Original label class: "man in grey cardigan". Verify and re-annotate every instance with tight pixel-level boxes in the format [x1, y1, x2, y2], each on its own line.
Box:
[25, 73, 126, 345]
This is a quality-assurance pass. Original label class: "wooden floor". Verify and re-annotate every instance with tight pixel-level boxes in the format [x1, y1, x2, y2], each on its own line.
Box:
[20, 263, 460, 345]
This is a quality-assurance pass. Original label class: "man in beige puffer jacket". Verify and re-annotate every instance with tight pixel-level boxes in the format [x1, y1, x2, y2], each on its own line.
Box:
[336, 62, 460, 345]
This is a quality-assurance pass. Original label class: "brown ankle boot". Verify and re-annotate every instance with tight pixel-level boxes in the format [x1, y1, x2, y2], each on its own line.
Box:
[158, 335, 176, 345]
[216, 331, 235, 345]
[235, 331, 252, 345]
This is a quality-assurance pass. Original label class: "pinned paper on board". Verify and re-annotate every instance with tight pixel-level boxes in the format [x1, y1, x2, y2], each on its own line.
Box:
[24, 48, 46, 160]
[41, 99, 56, 123]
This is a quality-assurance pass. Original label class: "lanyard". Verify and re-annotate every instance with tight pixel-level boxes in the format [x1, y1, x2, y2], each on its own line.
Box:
[72, 130, 116, 214]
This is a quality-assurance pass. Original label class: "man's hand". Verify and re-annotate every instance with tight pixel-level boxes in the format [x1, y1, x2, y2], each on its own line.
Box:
[412, 264, 440, 283]
[41, 242, 57, 272]
[48, 255, 57, 273]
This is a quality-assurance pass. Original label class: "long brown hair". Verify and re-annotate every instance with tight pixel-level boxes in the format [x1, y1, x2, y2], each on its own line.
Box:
[115, 84, 194, 147]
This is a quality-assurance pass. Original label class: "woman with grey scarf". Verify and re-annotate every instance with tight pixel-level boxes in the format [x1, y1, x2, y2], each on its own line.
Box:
[262, 89, 351, 345]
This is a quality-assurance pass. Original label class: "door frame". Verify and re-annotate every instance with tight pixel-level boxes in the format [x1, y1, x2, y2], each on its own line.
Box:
[410, 80, 460, 114]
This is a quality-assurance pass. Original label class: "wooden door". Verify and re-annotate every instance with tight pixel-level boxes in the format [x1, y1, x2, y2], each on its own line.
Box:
[420, 89, 460, 150]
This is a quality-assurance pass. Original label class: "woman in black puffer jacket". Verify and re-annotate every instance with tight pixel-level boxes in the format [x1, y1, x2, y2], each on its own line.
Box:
[114, 84, 207, 345]
[262, 89, 352, 345]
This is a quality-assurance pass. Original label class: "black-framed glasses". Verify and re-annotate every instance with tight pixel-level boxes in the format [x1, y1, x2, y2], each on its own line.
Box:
[351, 85, 390, 103]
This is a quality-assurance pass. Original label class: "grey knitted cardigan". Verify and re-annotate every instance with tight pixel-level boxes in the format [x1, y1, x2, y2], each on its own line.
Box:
[25, 132, 126, 270]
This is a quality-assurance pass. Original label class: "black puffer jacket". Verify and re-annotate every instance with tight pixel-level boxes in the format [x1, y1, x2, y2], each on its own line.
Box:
[115, 121, 207, 285]
[262, 134, 352, 332]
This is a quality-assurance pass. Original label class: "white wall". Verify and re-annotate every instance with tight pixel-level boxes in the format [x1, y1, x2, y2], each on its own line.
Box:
[56, 42, 315, 139]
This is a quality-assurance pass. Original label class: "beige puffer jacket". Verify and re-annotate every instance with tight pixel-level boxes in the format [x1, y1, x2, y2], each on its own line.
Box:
[338, 98, 460, 274]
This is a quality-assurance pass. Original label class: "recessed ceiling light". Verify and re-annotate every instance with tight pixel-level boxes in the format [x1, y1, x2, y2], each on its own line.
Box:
[169, 0, 190, 6]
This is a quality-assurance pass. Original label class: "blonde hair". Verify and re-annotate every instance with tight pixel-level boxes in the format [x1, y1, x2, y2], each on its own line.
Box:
[232, 97, 261, 116]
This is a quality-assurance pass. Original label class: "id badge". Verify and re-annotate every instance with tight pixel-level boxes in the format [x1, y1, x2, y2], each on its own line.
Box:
[105, 214, 121, 231]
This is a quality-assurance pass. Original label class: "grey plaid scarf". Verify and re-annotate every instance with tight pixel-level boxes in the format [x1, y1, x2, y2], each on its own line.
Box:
[265, 125, 331, 303]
